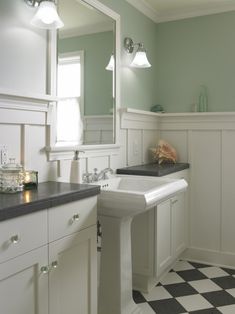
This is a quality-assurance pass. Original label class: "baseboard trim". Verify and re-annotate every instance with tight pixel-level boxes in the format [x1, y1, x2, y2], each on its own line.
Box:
[182, 247, 235, 270]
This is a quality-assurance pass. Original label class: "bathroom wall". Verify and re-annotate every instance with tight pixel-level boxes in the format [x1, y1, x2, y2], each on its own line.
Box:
[155, 11, 235, 113]
[99, 0, 157, 111]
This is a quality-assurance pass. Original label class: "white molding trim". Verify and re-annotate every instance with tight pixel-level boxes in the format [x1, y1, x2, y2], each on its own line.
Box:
[182, 247, 235, 270]
[47, 144, 120, 161]
[0, 88, 58, 103]
[157, 3, 235, 23]
[126, 0, 159, 23]
[120, 108, 160, 130]
[125, 0, 235, 23]
[160, 112, 235, 130]
[121, 108, 235, 131]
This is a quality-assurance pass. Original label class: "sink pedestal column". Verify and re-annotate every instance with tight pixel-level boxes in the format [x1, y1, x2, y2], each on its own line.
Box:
[98, 215, 142, 314]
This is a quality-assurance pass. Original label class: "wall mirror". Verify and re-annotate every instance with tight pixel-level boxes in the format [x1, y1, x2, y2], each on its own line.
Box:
[57, 0, 116, 146]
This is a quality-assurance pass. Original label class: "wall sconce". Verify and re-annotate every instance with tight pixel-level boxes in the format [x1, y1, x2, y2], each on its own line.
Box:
[105, 54, 115, 71]
[25, 0, 64, 30]
[124, 37, 151, 68]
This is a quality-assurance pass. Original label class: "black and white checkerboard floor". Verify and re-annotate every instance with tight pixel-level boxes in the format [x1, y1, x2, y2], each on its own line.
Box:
[133, 260, 235, 314]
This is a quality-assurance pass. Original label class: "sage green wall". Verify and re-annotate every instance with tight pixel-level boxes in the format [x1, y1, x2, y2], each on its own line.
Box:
[59, 31, 113, 116]
[99, 0, 157, 111]
[155, 11, 235, 112]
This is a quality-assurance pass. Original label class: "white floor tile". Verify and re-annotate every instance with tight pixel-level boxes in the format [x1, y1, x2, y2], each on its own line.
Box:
[176, 294, 213, 312]
[173, 261, 195, 272]
[226, 288, 235, 298]
[160, 272, 185, 285]
[188, 279, 222, 293]
[217, 304, 235, 314]
[142, 286, 173, 301]
[199, 266, 230, 278]
[138, 302, 156, 314]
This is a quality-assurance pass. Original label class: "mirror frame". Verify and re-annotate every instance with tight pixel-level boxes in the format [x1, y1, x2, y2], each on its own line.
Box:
[47, 0, 121, 158]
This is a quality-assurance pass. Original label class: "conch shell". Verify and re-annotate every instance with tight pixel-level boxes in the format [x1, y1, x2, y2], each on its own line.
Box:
[151, 140, 178, 164]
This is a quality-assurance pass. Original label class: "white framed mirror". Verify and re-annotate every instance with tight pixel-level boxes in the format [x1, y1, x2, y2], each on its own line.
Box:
[54, 0, 120, 149]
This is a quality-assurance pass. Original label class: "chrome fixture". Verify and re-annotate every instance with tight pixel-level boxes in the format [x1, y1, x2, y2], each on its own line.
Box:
[97, 168, 114, 181]
[124, 37, 151, 68]
[105, 54, 115, 71]
[25, 0, 64, 30]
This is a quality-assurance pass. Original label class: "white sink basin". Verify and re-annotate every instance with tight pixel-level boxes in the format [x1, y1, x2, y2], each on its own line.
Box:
[96, 174, 188, 314]
[97, 175, 188, 217]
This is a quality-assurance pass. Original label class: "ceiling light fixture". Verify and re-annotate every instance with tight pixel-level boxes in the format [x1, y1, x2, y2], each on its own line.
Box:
[25, 0, 64, 30]
[124, 37, 151, 68]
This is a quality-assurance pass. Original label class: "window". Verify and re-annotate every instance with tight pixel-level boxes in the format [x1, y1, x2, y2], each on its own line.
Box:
[56, 51, 84, 145]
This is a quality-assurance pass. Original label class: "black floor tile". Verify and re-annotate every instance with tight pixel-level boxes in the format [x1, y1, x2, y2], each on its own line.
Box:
[165, 282, 198, 297]
[221, 267, 235, 276]
[177, 269, 208, 281]
[132, 290, 147, 304]
[189, 262, 209, 269]
[212, 276, 235, 289]
[148, 298, 186, 314]
[202, 290, 235, 307]
[189, 308, 221, 313]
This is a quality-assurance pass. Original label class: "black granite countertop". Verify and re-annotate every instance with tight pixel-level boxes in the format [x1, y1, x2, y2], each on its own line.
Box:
[0, 181, 100, 222]
[117, 163, 190, 177]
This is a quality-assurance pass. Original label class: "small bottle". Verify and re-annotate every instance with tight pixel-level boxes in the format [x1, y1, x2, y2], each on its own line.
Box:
[198, 85, 208, 112]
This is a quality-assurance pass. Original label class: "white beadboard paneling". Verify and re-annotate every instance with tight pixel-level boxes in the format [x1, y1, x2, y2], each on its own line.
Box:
[24, 125, 56, 182]
[221, 130, 235, 253]
[0, 124, 21, 163]
[88, 156, 110, 173]
[121, 108, 159, 130]
[127, 129, 142, 166]
[160, 130, 188, 162]
[117, 129, 127, 169]
[190, 131, 221, 251]
[142, 130, 159, 163]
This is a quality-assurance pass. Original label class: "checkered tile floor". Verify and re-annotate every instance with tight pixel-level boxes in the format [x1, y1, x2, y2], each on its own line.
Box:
[133, 260, 235, 314]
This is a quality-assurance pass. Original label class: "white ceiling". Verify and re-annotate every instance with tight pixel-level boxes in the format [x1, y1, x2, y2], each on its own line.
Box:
[59, 0, 114, 39]
[126, 0, 235, 23]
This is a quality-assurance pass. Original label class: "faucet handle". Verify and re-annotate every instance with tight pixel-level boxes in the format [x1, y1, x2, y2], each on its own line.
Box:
[82, 172, 93, 183]
[92, 168, 99, 182]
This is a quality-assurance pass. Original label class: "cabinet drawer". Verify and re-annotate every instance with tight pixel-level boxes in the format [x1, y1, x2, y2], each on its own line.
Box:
[0, 211, 48, 264]
[48, 196, 97, 242]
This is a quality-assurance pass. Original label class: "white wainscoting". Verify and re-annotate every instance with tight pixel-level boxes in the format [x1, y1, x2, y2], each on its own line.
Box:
[159, 112, 235, 268]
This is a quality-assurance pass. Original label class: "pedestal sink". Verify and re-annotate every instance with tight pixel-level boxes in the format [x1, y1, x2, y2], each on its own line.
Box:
[96, 175, 188, 314]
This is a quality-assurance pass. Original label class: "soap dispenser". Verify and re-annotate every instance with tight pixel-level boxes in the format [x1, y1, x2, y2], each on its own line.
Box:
[70, 150, 84, 184]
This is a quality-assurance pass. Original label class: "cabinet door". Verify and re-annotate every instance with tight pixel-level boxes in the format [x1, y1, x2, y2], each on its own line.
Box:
[156, 200, 172, 276]
[49, 225, 97, 314]
[172, 193, 186, 258]
[0, 246, 48, 314]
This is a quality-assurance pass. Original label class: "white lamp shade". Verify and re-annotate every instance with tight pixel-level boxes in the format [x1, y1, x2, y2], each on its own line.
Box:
[105, 54, 115, 71]
[131, 51, 151, 68]
[31, 1, 64, 30]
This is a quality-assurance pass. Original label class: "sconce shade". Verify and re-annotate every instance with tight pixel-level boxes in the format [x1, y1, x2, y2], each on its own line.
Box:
[124, 37, 151, 68]
[131, 49, 151, 68]
[31, 1, 64, 30]
[106, 54, 115, 71]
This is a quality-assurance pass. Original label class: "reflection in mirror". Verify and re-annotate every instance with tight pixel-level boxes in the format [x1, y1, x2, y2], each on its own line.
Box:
[57, 0, 115, 146]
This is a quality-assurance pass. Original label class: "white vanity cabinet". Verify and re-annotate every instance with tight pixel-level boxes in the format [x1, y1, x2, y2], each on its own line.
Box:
[0, 196, 97, 314]
[132, 169, 189, 292]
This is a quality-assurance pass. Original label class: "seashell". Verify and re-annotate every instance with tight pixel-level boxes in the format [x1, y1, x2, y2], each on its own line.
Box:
[151, 140, 178, 164]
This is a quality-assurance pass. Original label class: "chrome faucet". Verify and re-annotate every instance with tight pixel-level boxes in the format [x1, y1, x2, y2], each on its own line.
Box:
[97, 168, 114, 180]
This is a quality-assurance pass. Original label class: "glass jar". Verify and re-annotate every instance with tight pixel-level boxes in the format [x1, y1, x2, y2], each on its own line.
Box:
[0, 159, 24, 193]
